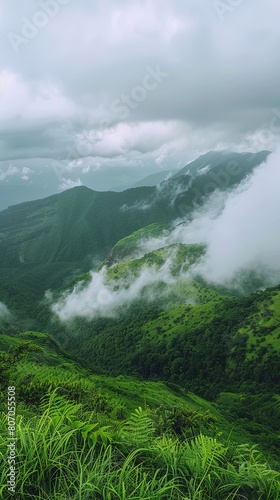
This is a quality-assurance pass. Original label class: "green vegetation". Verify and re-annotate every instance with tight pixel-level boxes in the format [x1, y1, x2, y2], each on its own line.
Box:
[113, 223, 167, 249]
[0, 162, 279, 498]
[106, 243, 206, 279]
[0, 185, 172, 310]
[236, 286, 280, 359]
[103, 222, 168, 266]
[1, 391, 279, 499]
[0, 332, 279, 499]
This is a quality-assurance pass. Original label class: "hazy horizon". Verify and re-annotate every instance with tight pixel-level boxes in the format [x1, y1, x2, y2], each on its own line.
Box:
[0, 0, 280, 208]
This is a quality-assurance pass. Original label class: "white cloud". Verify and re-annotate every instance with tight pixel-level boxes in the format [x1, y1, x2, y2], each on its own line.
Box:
[74, 121, 188, 161]
[58, 177, 82, 191]
[196, 147, 280, 285]
[0, 71, 77, 122]
[141, 146, 280, 288]
[50, 146, 280, 322]
[51, 261, 176, 321]
[108, 1, 187, 44]
[0, 163, 34, 183]
[22, 167, 31, 175]
[1, 0, 280, 186]
[0, 163, 20, 181]
[64, 158, 102, 173]
[0, 302, 12, 320]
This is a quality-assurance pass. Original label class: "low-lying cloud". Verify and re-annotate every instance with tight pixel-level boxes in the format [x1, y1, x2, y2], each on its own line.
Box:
[133, 147, 280, 288]
[51, 146, 280, 322]
[197, 147, 280, 285]
[51, 261, 176, 322]
[0, 302, 12, 321]
[145, 147, 280, 287]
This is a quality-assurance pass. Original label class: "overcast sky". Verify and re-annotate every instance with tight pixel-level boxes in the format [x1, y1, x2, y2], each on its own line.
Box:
[0, 0, 280, 192]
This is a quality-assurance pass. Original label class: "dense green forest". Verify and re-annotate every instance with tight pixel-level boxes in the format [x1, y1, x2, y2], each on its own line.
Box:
[0, 151, 279, 498]
[0, 328, 279, 499]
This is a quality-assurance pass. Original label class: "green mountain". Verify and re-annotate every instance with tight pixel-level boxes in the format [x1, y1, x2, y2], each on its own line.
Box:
[131, 169, 179, 188]
[111, 169, 179, 191]
[0, 185, 168, 311]
[0, 150, 279, 498]
[174, 149, 270, 178]
[50, 240, 280, 397]
[0, 150, 270, 306]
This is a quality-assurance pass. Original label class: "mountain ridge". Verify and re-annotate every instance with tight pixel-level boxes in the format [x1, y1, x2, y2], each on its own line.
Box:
[0, 149, 279, 494]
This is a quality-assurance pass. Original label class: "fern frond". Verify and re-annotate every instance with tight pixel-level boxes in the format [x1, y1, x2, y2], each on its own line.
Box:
[121, 407, 155, 445]
[39, 387, 81, 424]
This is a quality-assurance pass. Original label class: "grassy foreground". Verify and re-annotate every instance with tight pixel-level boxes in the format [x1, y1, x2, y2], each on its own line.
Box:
[0, 389, 279, 499]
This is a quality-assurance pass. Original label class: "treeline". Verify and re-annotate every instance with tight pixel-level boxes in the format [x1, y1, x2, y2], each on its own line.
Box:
[61, 292, 280, 398]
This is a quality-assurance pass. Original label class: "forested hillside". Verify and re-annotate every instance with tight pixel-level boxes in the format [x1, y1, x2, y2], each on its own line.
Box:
[0, 150, 279, 499]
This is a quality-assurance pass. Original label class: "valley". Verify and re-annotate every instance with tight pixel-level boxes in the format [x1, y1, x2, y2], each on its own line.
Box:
[0, 150, 279, 499]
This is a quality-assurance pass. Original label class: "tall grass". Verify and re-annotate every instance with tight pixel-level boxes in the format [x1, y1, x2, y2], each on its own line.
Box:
[0, 390, 279, 499]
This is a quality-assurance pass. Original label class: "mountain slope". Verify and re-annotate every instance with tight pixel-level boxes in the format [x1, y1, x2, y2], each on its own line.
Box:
[0, 185, 171, 305]
[0, 149, 275, 340]
[131, 169, 178, 187]
[174, 150, 270, 178]
[47, 235, 279, 399]
[0, 151, 270, 274]
[1, 326, 279, 460]
[0, 149, 279, 481]
[111, 169, 179, 191]
[41, 265, 280, 457]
